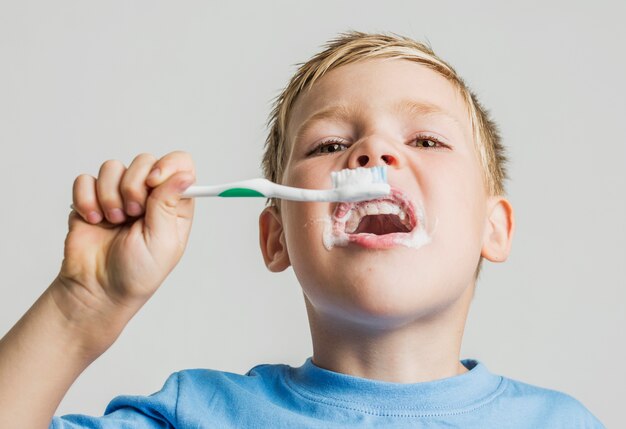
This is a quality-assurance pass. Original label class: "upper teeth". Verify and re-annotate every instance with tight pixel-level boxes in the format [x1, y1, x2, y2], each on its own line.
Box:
[344, 200, 410, 233]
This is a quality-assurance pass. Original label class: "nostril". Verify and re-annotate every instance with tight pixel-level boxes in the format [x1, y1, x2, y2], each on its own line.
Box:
[381, 155, 396, 165]
[357, 155, 369, 167]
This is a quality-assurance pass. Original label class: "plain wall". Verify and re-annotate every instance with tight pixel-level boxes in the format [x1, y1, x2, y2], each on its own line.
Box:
[0, 0, 624, 427]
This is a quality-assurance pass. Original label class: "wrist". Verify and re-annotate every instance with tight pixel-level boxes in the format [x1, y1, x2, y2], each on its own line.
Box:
[47, 276, 137, 359]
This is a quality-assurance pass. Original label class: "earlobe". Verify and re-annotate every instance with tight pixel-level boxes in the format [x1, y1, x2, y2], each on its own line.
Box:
[481, 196, 515, 263]
[259, 206, 291, 272]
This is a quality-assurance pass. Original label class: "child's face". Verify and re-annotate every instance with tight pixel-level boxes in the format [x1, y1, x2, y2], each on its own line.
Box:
[261, 58, 512, 326]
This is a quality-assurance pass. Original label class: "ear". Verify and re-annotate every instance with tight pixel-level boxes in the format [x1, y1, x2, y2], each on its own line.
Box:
[259, 206, 291, 272]
[481, 196, 515, 263]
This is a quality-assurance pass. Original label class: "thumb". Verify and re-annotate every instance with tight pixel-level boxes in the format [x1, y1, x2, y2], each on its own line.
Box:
[144, 171, 195, 247]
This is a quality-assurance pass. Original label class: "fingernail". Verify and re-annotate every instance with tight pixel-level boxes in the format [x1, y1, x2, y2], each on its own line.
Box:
[126, 201, 142, 216]
[108, 208, 126, 223]
[147, 168, 161, 181]
[87, 211, 102, 223]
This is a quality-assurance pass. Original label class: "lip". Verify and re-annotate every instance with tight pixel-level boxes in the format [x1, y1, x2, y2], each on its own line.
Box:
[331, 187, 420, 249]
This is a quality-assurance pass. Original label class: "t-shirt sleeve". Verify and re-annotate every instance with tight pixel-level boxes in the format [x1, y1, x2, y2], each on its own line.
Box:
[49, 372, 180, 429]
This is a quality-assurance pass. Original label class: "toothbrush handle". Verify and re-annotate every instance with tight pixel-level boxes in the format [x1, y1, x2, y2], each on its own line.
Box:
[182, 182, 266, 198]
[182, 178, 390, 202]
[182, 178, 339, 201]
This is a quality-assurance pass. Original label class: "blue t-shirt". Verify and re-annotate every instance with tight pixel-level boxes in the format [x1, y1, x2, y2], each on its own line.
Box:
[51, 358, 605, 428]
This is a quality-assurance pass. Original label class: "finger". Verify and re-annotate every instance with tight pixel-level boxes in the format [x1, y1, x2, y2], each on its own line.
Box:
[72, 174, 104, 224]
[145, 150, 196, 189]
[96, 159, 127, 224]
[144, 171, 195, 246]
[120, 153, 157, 217]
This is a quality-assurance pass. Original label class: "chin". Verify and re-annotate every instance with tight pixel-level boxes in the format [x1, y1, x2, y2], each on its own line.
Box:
[299, 259, 452, 328]
[290, 219, 476, 328]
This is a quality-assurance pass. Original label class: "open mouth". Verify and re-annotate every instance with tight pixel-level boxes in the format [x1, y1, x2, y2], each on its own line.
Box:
[339, 192, 417, 235]
[324, 188, 425, 251]
[323, 188, 432, 250]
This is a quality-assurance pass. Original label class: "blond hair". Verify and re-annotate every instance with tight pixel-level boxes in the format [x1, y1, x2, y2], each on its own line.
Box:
[262, 31, 507, 199]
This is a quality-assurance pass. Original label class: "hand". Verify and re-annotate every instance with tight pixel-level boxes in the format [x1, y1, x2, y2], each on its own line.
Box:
[0, 151, 196, 428]
[53, 151, 195, 340]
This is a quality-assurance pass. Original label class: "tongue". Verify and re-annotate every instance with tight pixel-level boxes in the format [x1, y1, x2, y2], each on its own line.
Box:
[353, 214, 410, 235]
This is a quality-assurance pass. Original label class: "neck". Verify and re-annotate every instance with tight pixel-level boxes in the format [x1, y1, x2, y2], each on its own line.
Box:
[305, 283, 474, 383]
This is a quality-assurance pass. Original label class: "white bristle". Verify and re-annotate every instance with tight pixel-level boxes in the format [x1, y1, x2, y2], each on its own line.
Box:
[331, 166, 388, 188]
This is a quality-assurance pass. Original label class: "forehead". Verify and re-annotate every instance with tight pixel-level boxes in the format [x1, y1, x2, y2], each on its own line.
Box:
[287, 58, 472, 143]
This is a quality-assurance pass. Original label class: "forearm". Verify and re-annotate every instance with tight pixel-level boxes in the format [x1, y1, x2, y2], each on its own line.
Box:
[0, 279, 129, 429]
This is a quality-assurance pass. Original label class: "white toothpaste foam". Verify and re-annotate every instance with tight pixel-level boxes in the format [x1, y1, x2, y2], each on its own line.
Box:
[321, 200, 437, 251]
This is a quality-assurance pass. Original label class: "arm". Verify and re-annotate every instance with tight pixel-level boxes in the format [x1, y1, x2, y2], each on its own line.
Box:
[0, 279, 124, 429]
[0, 151, 196, 429]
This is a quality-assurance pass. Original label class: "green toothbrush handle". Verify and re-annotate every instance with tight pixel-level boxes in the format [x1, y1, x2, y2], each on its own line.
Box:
[217, 188, 265, 197]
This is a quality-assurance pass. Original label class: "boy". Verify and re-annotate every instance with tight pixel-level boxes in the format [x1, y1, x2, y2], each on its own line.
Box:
[0, 31, 605, 428]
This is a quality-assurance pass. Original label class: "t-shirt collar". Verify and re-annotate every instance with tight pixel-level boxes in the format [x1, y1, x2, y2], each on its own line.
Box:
[286, 357, 503, 415]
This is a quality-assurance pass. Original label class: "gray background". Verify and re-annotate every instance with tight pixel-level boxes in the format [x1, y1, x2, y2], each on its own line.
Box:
[1, 0, 624, 427]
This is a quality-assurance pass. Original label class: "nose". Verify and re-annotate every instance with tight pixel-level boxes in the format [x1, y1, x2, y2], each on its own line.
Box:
[348, 137, 400, 169]
[357, 153, 396, 167]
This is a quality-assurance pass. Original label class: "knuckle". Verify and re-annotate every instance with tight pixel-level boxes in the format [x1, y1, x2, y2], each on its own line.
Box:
[120, 182, 145, 201]
[163, 150, 195, 174]
[74, 173, 92, 183]
[100, 159, 125, 173]
[73, 174, 94, 190]
[73, 179, 90, 195]
[168, 150, 191, 161]
[73, 175, 94, 199]
[134, 152, 157, 164]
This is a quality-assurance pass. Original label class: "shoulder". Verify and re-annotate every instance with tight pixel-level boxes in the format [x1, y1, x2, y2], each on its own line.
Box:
[172, 362, 290, 396]
[100, 363, 289, 421]
[497, 376, 605, 428]
[176, 362, 287, 383]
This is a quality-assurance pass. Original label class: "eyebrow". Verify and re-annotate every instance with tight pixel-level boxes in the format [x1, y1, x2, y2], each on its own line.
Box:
[392, 99, 462, 127]
[293, 99, 462, 144]
[293, 104, 356, 144]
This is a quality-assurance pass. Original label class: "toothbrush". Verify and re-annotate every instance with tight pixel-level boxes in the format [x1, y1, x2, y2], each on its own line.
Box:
[182, 166, 391, 203]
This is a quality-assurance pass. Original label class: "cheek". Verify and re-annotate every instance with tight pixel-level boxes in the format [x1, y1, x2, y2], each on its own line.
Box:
[284, 224, 334, 302]
[436, 156, 485, 218]
[280, 164, 338, 266]
[282, 162, 333, 189]
[428, 168, 486, 259]
[281, 202, 329, 276]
